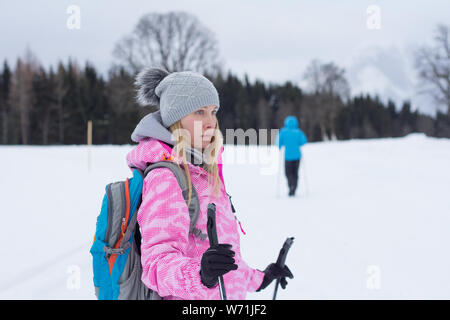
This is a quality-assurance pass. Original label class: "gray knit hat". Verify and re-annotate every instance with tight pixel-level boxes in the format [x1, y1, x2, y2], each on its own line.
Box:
[135, 67, 220, 128]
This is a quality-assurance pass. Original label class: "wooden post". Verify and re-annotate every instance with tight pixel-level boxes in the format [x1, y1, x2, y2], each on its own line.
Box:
[87, 120, 92, 171]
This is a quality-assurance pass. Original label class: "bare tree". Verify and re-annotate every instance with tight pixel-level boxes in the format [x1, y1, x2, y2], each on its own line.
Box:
[54, 62, 68, 143]
[415, 24, 450, 117]
[303, 60, 350, 140]
[106, 66, 137, 116]
[113, 11, 223, 76]
[1, 61, 12, 144]
[36, 66, 58, 145]
[10, 48, 40, 144]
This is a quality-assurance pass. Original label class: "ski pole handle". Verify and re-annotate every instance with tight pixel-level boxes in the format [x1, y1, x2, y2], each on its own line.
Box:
[273, 237, 295, 300]
[276, 237, 294, 268]
[207, 203, 227, 300]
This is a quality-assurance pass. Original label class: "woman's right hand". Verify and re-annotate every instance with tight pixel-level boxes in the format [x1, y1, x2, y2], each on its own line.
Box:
[200, 244, 238, 288]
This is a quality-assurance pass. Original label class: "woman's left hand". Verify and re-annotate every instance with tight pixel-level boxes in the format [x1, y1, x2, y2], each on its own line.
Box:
[256, 263, 294, 292]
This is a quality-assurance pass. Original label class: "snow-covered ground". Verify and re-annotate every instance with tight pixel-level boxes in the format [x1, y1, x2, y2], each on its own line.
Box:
[1, 133, 449, 299]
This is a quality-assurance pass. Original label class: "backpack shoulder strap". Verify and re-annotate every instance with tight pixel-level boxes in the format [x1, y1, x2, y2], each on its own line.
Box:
[142, 161, 206, 241]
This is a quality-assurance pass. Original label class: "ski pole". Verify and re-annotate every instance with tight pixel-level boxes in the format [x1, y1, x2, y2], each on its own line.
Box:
[273, 237, 295, 300]
[207, 203, 227, 300]
[276, 147, 283, 198]
[300, 153, 309, 197]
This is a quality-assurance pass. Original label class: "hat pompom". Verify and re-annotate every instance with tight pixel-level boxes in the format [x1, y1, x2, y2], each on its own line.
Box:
[135, 67, 170, 106]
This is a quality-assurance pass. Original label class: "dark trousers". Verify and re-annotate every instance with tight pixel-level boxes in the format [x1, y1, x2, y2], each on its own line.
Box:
[285, 159, 300, 195]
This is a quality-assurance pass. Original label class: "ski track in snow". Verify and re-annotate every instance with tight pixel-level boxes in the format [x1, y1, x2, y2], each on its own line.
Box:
[0, 241, 91, 298]
[1, 134, 449, 299]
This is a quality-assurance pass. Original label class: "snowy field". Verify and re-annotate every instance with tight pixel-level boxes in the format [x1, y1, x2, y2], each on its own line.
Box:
[1, 133, 449, 300]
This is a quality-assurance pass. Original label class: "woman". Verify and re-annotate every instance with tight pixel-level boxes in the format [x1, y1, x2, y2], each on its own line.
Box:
[126, 67, 293, 300]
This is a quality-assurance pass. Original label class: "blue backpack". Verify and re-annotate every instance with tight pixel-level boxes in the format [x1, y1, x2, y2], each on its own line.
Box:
[89, 161, 207, 300]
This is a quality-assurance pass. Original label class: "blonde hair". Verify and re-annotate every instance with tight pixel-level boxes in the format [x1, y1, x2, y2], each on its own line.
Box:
[169, 119, 223, 206]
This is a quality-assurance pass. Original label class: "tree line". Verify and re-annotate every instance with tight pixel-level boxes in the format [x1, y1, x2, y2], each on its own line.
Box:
[0, 54, 449, 146]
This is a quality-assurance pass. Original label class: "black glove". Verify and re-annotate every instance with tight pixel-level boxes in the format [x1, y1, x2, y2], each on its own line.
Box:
[200, 244, 238, 288]
[256, 263, 294, 292]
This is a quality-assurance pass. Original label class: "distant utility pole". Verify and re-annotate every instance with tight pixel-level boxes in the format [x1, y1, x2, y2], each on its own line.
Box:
[87, 120, 92, 171]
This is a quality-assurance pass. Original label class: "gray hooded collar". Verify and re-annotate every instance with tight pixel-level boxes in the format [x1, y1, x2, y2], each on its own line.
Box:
[131, 110, 205, 166]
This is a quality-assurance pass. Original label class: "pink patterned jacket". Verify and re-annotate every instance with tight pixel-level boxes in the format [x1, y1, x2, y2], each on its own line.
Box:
[126, 137, 265, 299]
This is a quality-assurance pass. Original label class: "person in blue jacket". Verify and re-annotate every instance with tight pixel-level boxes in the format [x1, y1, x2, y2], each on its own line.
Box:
[277, 116, 308, 196]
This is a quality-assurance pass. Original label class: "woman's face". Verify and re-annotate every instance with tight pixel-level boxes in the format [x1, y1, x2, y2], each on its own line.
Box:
[180, 105, 218, 150]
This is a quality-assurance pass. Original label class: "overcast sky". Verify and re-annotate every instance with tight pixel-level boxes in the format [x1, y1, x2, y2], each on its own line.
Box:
[1, 0, 449, 115]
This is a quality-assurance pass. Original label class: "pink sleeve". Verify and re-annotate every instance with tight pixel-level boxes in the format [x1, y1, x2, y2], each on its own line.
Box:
[236, 256, 265, 292]
[137, 168, 208, 299]
[240, 261, 265, 292]
[247, 268, 266, 292]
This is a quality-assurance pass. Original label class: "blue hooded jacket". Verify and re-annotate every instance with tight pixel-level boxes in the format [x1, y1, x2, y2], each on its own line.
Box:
[277, 116, 308, 160]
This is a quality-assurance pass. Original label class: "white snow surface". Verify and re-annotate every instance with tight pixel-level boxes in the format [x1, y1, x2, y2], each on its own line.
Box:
[1, 133, 449, 300]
